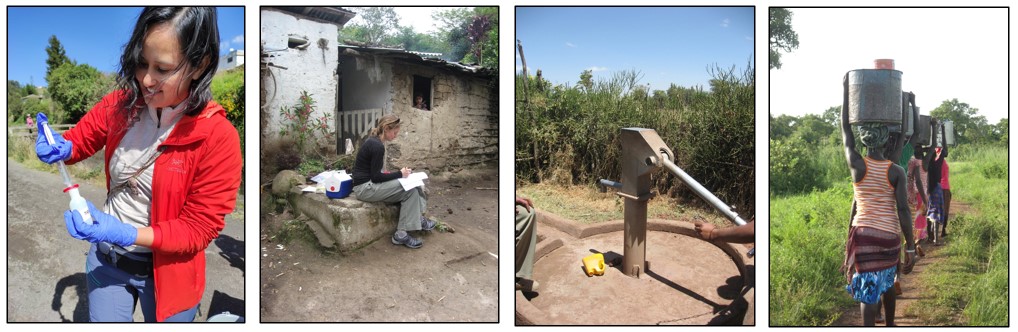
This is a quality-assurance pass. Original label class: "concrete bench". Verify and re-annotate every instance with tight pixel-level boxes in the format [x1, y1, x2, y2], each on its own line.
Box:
[286, 185, 398, 252]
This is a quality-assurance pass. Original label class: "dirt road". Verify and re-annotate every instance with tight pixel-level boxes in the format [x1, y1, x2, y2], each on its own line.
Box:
[259, 169, 499, 322]
[6, 159, 245, 322]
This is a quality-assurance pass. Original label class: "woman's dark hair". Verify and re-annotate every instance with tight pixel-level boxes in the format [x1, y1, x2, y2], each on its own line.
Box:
[117, 7, 219, 119]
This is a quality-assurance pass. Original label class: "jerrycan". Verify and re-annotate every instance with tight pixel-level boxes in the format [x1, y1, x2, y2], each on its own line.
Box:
[582, 253, 606, 277]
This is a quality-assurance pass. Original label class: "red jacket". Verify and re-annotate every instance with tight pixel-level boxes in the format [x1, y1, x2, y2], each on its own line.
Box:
[63, 91, 242, 321]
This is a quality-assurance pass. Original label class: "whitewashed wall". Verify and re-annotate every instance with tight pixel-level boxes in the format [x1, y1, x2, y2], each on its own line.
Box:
[260, 9, 338, 139]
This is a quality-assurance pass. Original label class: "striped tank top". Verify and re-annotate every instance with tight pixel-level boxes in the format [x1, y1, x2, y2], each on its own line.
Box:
[852, 157, 901, 235]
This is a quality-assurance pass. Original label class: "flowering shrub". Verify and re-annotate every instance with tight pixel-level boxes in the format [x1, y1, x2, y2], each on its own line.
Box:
[279, 90, 331, 158]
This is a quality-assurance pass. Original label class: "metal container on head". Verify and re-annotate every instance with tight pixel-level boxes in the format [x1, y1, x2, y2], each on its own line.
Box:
[917, 114, 931, 146]
[901, 93, 914, 137]
[848, 69, 903, 125]
[943, 120, 956, 145]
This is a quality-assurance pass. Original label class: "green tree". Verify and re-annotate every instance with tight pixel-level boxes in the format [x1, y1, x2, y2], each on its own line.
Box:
[769, 8, 799, 70]
[995, 118, 1008, 143]
[820, 105, 840, 127]
[770, 113, 798, 140]
[433, 8, 473, 62]
[389, 26, 444, 53]
[48, 61, 115, 124]
[347, 7, 399, 46]
[45, 35, 70, 80]
[458, 7, 497, 68]
[792, 114, 836, 145]
[929, 98, 989, 144]
[577, 70, 593, 92]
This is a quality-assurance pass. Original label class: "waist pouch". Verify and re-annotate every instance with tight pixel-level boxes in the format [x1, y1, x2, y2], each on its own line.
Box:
[98, 242, 153, 278]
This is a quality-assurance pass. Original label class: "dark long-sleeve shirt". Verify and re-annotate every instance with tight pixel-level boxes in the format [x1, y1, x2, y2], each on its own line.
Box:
[352, 136, 399, 186]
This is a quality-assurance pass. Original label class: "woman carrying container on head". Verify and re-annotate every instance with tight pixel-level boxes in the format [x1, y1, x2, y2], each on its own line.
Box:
[908, 147, 929, 251]
[351, 114, 436, 249]
[924, 121, 948, 244]
[838, 85, 916, 327]
[34, 7, 241, 322]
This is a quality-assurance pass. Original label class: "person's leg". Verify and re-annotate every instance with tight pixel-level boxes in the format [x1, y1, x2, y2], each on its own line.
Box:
[162, 303, 199, 322]
[355, 181, 426, 247]
[883, 289, 897, 326]
[132, 273, 157, 322]
[354, 181, 423, 231]
[861, 302, 879, 326]
[515, 204, 537, 280]
[86, 244, 139, 322]
[942, 189, 952, 236]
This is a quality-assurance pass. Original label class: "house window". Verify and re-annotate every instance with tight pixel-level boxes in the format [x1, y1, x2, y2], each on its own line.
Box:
[288, 36, 309, 49]
[412, 75, 432, 111]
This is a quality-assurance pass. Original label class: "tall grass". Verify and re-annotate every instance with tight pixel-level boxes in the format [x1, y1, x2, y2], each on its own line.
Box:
[516, 63, 755, 215]
[769, 183, 855, 326]
[770, 144, 1008, 326]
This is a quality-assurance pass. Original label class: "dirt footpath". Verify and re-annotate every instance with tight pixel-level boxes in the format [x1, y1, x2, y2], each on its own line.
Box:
[259, 169, 498, 322]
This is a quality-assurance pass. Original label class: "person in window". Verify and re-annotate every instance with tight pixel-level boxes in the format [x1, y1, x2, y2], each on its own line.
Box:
[414, 95, 430, 111]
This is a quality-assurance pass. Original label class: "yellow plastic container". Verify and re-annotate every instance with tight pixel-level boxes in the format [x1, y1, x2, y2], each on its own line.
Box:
[582, 253, 605, 277]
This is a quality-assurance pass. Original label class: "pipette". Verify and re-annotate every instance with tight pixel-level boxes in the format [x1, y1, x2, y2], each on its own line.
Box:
[41, 118, 93, 224]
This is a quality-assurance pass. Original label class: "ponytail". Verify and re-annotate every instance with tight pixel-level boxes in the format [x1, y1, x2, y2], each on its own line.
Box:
[371, 114, 401, 137]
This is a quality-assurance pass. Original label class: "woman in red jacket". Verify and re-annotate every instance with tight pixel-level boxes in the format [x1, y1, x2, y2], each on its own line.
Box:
[35, 7, 241, 322]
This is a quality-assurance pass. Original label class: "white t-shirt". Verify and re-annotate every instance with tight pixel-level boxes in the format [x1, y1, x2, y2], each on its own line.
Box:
[105, 103, 185, 253]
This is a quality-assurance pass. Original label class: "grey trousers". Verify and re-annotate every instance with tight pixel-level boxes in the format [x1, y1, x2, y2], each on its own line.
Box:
[515, 205, 537, 279]
[353, 181, 427, 232]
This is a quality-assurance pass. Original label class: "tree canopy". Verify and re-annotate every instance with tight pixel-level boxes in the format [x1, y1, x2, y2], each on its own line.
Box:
[769, 8, 799, 70]
[45, 35, 70, 80]
[341, 7, 498, 68]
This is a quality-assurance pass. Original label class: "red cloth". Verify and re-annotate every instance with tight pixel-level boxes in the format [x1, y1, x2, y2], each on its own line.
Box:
[63, 91, 241, 321]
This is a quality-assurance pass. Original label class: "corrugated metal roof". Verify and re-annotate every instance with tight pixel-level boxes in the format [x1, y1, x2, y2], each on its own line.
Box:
[267, 7, 356, 27]
[337, 45, 494, 78]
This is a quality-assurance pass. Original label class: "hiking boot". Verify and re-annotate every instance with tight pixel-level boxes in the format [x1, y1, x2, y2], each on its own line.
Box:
[392, 232, 423, 249]
[516, 278, 539, 292]
[421, 216, 437, 231]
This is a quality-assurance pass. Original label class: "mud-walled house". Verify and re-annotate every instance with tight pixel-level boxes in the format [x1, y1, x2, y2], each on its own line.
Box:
[337, 46, 497, 170]
[261, 7, 497, 172]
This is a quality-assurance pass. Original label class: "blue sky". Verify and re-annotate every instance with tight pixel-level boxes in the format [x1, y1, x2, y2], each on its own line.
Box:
[515, 7, 754, 92]
[7, 7, 244, 87]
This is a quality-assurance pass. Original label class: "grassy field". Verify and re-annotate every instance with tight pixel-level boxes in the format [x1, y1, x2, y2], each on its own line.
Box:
[769, 144, 1008, 326]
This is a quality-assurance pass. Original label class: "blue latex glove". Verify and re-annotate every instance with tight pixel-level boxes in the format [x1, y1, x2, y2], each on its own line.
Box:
[35, 113, 72, 164]
[64, 201, 138, 248]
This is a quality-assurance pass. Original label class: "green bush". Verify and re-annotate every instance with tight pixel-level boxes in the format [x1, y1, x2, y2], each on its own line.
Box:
[516, 63, 755, 213]
[211, 66, 244, 129]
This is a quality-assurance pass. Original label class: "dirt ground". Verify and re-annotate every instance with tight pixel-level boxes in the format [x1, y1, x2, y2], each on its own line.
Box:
[259, 168, 499, 322]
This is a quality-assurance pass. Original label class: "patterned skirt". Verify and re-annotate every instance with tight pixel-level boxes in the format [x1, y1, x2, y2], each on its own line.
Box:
[927, 184, 945, 225]
[843, 226, 901, 304]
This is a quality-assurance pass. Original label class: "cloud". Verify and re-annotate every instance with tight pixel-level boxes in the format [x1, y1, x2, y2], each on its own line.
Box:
[745, 36, 753, 41]
[587, 66, 608, 72]
[565, 42, 576, 48]
[721, 18, 730, 28]
[219, 41, 230, 51]
[232, 35, 244, 45]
